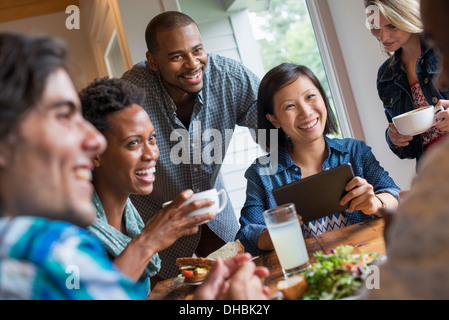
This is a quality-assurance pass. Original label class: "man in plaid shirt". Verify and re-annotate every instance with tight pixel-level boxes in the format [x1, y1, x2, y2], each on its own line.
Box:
[122, 11, 260, 279]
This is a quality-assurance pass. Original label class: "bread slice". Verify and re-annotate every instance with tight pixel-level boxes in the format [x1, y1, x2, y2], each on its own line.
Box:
[277, 274, 308, 300]
[176, 257, 215, 267]
[206, 240, 245, 260]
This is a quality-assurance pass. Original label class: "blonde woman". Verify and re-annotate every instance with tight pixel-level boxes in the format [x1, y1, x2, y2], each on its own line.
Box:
[365, 0, 449, 164]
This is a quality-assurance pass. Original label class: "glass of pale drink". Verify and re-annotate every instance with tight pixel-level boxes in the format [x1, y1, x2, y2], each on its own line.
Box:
[263, 203, 310, 277]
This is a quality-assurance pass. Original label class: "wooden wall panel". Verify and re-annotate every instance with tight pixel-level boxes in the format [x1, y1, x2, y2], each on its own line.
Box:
[0, 0, 79, 23]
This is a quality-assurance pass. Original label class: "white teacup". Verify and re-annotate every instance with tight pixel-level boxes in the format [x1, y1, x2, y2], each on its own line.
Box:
[162, 188, 227, 224]
[392, 105, 444, 136]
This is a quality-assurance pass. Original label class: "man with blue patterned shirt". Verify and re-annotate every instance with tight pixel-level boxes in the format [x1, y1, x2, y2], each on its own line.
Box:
[122, 11, 260, 279]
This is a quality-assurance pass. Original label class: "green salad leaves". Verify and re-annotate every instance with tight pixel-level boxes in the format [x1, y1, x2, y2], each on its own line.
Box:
[301, 245, 382, 300]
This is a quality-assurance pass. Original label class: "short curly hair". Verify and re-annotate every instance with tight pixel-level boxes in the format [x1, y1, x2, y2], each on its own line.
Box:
[145, 11, 196, 54]
[79, 77, 145, 133]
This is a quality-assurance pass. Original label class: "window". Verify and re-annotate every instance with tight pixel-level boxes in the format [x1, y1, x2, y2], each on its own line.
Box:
[105, 30, 127, 78]
[223, 0, 351, 219]
[248, 0, 343, 138]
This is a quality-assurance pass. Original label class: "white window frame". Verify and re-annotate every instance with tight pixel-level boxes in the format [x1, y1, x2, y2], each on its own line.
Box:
[104, 29, 127, 78]
[306, 0, 364, 140]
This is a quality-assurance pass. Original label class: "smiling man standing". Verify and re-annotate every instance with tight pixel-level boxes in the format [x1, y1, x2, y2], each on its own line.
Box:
[121, 11, 260, 280]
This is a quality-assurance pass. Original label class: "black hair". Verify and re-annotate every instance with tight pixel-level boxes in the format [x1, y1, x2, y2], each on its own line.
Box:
[79, 77, 145, 133]
[145, 11, 197, 54]
[0, 32, 67, 141]
[257, 63, 339, 152]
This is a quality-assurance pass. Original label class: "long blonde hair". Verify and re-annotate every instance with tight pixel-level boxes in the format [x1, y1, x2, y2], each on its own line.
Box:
[364, 0, 422, 55]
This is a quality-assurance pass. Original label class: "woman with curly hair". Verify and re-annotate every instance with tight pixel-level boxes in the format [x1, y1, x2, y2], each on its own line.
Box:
[79, 78, 215, 295]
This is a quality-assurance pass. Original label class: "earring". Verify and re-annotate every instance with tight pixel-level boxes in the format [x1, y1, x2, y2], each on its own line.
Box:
[93, 156, 101, 168]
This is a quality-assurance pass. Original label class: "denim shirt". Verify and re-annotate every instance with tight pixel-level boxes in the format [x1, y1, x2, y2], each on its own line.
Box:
[377, 37, 449, 163]
[235, 136, 400, 254]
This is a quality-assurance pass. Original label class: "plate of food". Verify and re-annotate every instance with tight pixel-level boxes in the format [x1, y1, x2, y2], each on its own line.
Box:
[176, 240, 245, 285]
[277, 245, 385, 300]
[176, 258, 214, 285]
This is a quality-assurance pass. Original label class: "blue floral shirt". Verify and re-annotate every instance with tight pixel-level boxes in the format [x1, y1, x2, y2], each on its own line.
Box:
[0, 217, 147, 299]
[236, 136, 400, 254]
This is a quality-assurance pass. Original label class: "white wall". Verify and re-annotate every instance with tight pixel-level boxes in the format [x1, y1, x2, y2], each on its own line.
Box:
[178, 0, 265, 77]
[326, 0, 415, 189]
[116, 0, 167, 65]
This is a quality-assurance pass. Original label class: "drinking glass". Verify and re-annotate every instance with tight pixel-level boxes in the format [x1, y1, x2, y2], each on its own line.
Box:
[263, 203, 310, 277]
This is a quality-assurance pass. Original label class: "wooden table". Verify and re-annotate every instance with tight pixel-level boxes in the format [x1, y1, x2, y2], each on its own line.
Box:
[148, 217, 385, 300]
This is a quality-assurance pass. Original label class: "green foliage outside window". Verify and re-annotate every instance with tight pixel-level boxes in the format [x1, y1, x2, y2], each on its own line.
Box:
[250, 0, 342, 137]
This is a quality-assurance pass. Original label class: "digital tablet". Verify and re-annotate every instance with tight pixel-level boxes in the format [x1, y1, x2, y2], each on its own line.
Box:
[272, 163, 355, 224]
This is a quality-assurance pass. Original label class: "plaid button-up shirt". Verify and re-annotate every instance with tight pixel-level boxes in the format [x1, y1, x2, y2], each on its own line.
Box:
[121, 54, 260, 278]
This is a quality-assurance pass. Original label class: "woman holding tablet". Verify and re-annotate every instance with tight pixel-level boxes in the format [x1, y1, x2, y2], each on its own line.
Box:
[235, 63, 400, 254]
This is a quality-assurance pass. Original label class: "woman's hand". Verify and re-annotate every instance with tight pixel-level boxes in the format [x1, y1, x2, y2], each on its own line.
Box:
[388, 123, 413, 147]
[340, 177, 380, 215]
[138, 189, 215, 254]
[113, 189, 214, 280]
[434, 100, 449, 132]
